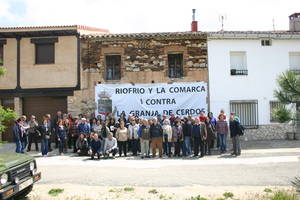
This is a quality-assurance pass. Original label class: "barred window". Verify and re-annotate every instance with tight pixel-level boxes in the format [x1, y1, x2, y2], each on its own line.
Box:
[105, 55, 121, 80]
[168, 54, 183, 78]
[230, 51, 248, 75]
[270, 101, 282, 122]
[230, 100, 258, 128]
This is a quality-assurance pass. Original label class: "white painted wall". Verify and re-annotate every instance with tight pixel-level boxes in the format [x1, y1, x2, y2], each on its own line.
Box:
[208, 38, 300, 125]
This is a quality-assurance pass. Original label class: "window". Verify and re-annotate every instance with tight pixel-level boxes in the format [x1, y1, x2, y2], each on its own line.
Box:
[35, 43, 55, 64]
[230, 51, 248, 75]
[168, 54, 183, 78]
[105, 55, 121, 80]
[230, 100, 258, 128]
[0, 44, 3, 66]
[261, 39, 272, 46]
[289, 52, 300, 73]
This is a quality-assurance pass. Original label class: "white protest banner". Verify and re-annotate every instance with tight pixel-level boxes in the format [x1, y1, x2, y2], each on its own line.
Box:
[95, 82, 207, 118]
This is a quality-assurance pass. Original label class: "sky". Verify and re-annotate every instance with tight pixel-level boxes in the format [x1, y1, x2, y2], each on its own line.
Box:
[0, 0, 299, 33]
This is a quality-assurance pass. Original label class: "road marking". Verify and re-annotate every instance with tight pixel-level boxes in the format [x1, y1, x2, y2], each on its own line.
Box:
[36, 156, 300, 168]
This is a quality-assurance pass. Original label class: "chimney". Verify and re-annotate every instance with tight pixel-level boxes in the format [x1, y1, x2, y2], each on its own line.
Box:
[191, 9, 198, 32]
[289, 13, 300, 31]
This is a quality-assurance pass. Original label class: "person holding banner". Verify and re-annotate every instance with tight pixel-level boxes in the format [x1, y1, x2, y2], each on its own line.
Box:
[116, 120, 129, 157]
[149, 117, 163, 158]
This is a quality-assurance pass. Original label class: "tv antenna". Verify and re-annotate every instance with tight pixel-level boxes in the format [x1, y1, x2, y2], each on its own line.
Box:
[272, 17, 276, 31]
[219, 14, 227, 31]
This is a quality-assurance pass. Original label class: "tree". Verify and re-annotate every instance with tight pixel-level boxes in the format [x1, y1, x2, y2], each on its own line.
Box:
[0, 66, 17, 141]
[274, 70, 300, 132]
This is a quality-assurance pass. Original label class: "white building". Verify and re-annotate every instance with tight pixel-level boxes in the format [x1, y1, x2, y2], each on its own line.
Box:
[207, 13, 300, 140]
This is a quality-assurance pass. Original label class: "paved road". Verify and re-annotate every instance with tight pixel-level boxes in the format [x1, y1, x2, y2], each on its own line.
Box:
[1, 140, 300, 187]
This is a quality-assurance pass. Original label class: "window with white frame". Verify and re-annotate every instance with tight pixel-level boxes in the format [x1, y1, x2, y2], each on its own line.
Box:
[230, 51, 247, 75]
[289, 52, 300, 72]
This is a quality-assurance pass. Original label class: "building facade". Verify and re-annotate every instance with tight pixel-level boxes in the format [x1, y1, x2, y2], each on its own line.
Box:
[67, 32, 208, 115]
[0, 25, 108, 141]
[207, 31, 300, 140]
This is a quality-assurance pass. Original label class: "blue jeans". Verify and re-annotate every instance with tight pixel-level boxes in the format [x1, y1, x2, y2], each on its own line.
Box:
[183, 136, 192, 155]
[58, 137, 65, 154]
[15, 140, 23, 153]
[41, 139, 49, 156]
[163, 142, 172, 156]
[219, 134, 227, 152]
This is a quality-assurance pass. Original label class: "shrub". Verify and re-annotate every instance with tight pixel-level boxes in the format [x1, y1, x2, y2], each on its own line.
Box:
[148, 189, 158, 194]
[270, 190, 298, 200]
[272, 106, 292, 123]
[223, 192, 234, 199]
[48, 188, 64, 197]
[264, 188, 273, 193]
[124, 187, 134, 192]
[292, 176, 300, 193]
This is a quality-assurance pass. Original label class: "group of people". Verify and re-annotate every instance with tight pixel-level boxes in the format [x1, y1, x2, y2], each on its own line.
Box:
[12, 109, 244, 159]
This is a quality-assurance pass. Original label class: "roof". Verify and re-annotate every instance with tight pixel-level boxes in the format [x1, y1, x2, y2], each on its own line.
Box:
[82, 31, 206, 39]
[208, 30, 300, 39]
[0, 25, 109, 34]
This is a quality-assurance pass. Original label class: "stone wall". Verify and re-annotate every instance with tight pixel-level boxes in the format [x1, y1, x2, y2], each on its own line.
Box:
[242, 124, 294, 141]
[68, 35, 208, 116]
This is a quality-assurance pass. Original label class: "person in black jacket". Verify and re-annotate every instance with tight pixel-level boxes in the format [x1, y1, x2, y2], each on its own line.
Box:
[56, 119, 68, 155]
[150, 117, 163, 158]
[229, 113, 242, 156]
[90, 133, 101, 160]
[182, 118, 193, 156]
[13, 119, 23, 153]
[38, 117, 52, 156]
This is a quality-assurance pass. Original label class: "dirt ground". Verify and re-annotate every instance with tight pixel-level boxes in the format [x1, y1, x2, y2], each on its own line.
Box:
[28, 184, 295, 200]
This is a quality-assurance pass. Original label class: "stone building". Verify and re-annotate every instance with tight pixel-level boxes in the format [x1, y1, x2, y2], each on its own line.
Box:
[68, 32, 208, 115]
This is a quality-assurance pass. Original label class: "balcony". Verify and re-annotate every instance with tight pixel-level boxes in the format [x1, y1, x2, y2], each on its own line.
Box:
[230, 69, 248, 76]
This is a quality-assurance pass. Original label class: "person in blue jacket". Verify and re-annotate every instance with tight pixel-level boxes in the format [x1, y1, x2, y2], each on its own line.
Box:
[13, 118, 23, 153]
[90, 133, 101, 160]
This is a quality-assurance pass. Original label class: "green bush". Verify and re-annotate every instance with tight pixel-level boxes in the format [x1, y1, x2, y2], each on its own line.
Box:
[264, 188, 273, 193]
[148, 189, 158, 194]
[292, 176, 300, 193]
[270, 190, 298, 200]
[123, 187, 134, 192]
[273, 106, 292, 123]
[48, 188, 64, 196]
[186, 195, 208, 200]
[223, 192, 234, 199]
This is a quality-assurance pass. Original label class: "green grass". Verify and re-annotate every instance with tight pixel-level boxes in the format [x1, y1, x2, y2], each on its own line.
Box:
[48, 188, 64, 197]
[292, 176, 300, 193]
[186, 195, 208, 200]
[264, 188, 273, 193]
[148, 189, 158, 194]
[108, 188, 122, 193]
[123, 187, 135, 192]
[269, 190, 299, 200]
[223, 192, 234, 199]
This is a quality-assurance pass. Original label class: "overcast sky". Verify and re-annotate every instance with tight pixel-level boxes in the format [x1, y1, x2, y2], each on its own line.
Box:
[0, 0, 299, 33]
